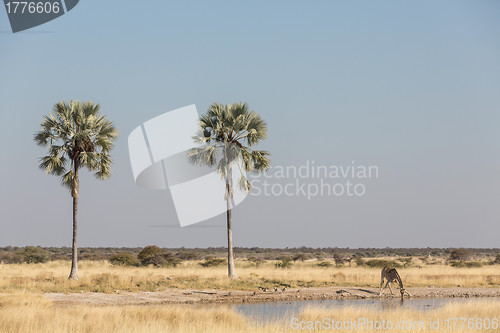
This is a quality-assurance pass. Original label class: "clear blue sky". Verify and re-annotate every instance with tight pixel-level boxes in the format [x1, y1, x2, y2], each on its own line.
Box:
[0, 0, 499, 248]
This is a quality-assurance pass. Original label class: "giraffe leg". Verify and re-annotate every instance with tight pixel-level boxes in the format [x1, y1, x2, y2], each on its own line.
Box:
[381, 280, 390, 296]
[388, 282, 393, 295]
[379, 278, 385, 295]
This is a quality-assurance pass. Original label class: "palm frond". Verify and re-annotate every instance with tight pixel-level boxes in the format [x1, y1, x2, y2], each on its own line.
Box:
[94, 152, 112, 180]
[33, 130, 52, 146]
[216, 157, 229, 180]
[38, 154, 67, 176]
[245, 112, 267, 146]
[82, 101, 100, 118]
[60, 169, 75, 191]
[187, 145, 219, 167]
[251, 150, 271, 172]
[237, 174, 251, 192]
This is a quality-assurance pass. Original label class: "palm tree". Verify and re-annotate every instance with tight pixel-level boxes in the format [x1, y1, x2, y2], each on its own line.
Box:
[188, 102, 270, 279]
[34, 101, 118, 280]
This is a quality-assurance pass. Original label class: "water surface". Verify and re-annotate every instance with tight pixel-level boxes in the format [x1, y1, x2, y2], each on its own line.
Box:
[232, 298, 486, 323]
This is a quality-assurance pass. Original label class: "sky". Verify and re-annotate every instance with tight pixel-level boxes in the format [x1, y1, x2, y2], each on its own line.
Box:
[0, 0, 499, 248]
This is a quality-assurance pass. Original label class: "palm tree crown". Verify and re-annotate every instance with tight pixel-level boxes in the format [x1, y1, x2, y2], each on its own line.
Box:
[188, 102, 270, 191]
[34, 101, 119, 196]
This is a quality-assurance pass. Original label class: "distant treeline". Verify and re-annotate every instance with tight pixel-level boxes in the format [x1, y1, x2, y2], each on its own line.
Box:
[0, 246, 498, 264]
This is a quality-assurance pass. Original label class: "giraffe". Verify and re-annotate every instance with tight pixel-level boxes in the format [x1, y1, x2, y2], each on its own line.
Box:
[379, 266, 411, 299]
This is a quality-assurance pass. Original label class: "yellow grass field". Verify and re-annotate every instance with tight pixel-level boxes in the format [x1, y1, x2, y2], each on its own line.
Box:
[0, 260, 499, 293]
[0, 294, 498, 333]
[0, 260, 499, 332]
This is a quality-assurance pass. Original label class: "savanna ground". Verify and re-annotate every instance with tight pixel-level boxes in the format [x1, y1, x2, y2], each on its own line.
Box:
[1, 294, 499, 333]
[0, 249, 499, 332]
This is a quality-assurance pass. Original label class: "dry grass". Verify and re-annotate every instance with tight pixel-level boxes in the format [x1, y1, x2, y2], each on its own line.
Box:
[0, 260, 498, 293]
[0, 294, 258, 333]
[1, 259, 498, 332]
[0, 294, 498, 332]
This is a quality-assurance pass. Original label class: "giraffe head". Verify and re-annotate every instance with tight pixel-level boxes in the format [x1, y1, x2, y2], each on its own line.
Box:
[400, 288, 411, 299]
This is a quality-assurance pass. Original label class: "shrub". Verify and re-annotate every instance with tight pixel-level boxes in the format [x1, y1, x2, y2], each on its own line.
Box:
[333, 253, 345, 267]
[451, 261, 465, 267]
[450, 261, 483, 268]
[364, 259, 402, 268]
[199, 258, 227, 267]
[109, 252, 139, 266]
[0, 252, 23, 264]
[177, 250, 200, 260]
[355, 257, 365, 266]
[450, 249, 471, 262]
[163, 253, 182, 267]
[138, 246, 164, 266]
[247, 257, 263, 268]
[292, 253, 309, 262]
[15, 246, 50, 264]
[401, 257, 413, 267]
[317, 261, 333, 268]
[275, 257, 293, 269]
[465, 261, 483, 268]
[494, 254, 500, 264]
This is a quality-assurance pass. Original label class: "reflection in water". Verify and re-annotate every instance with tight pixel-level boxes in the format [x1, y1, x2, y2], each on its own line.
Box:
[379, 298, 405, 310]
[233, 298, 477, 323]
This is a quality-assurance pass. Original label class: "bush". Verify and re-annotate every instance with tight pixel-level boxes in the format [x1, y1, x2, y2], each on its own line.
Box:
[317, 261, 333, 268]
[163, 253, 182, 267]
[292, 253, 309, 262]
[494, 254, 500, 264]
[109, 252, 139, 266]
[450, 249, 471, 262]
[275, 257, 293, 269]
[15, 246, 50, 264]
[138, 246, 164, 266]
[333, 253, 345, 267]
[465, 261, 483, 268]
[177, 250, 200, 260]
[401, 257, 413, 267]
[199, 258, 227, 267]
[450, 261, 465, 267]
[0, 252, 23, 264]
[247, 257, 263, 268]
[355, 257, 365, 266]
[451, 261, 483, 268]
[364, 259, 402, 268]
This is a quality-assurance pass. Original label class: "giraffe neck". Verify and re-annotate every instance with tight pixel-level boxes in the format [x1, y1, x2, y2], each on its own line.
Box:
[394, 269, 404, 289]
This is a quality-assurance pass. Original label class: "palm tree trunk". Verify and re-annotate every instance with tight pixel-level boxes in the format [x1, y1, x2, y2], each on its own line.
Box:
[226, 166, 238, 279]
[68, 166, 79, 280]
